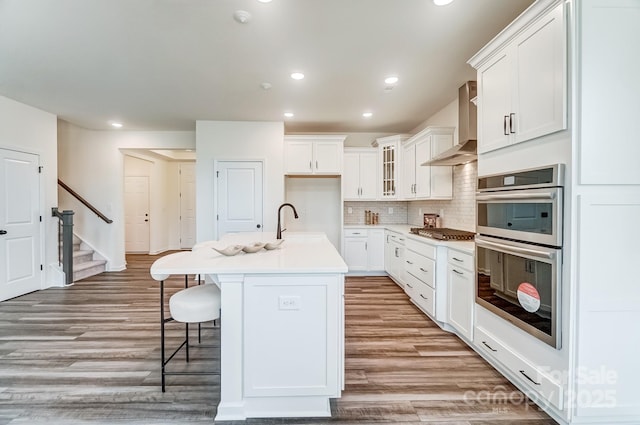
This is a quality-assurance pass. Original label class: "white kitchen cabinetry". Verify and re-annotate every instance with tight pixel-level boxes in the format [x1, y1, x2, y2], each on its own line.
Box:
[475, 326, 563, 411]
[343, 228, 384, 273]
[284, 135, 345, 175]
[403, 238, 439, 318]
[447, 249, 474, 341]
[402, 127, 454, 200]
[343, 148, 377, 200]
[471, 2, 566, 154]
[375, 135, 409, 200]
[384, 230, 405, 287]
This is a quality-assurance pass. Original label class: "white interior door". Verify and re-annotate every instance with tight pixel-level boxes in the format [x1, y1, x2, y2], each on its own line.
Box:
[0, 148, 41, 301]
[124, 176, 150, 253]
[179, 163, 196, 248]
[216, 161, 263, 238]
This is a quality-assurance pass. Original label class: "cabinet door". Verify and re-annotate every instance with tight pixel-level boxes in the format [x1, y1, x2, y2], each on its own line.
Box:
[344, 237, 368, 272]
[448, 264, 473, 341]
[359, 152, 378, 200]
[402, 145, 416, 199]
[367, 229, 385, 271]
[342, 152, 360, 200]
[313, 142, 342, 174]
[430, 135, 453, 199]
[414, 138, 431, 198]
[513, 2, 566, 144]
[380, 143, 398, 199]
[285, 140, 314, 174]
[478, 50, 512, 153]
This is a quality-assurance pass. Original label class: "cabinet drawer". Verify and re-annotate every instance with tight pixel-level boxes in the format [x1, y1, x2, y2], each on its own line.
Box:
[474, 326, 563, 410]
[344, 228, 367, 237]
[405, 250, 435, 288]
[406, 238, 436, 259]
[406, 276, 435, 316]
[448, 249, 473, 271]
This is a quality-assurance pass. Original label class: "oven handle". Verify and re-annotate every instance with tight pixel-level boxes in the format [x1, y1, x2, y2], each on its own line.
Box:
[476, 238, 555, 260]
[475, 191, 556, 201]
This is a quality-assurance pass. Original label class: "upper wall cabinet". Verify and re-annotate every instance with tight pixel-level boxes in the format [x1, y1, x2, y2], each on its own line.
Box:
[284, 135, 345, 175]
[343, 148, 378, 200]
[469, 1, 566, 154]
[402, 127, 454, 200]
[375, 134, 409, 200]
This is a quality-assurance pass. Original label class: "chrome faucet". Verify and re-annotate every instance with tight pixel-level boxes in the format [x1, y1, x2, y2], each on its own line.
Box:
[276, 203, 299, 239]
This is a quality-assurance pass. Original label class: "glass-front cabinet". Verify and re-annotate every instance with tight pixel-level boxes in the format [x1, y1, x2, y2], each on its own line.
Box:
[375, 134, 409, 200]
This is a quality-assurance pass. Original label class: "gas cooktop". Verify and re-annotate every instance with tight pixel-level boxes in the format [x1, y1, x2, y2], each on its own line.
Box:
[409, 227, 476, 241]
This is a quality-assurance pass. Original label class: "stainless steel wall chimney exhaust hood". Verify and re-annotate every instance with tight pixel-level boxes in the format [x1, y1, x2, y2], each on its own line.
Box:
[423, 81, 477, 166]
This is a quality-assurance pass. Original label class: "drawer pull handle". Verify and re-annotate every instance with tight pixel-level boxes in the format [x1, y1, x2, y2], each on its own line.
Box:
[406, 283, 413, 289]
[453, 269, 464, 275]
[419, 267, 428, 272]
[452, 257, 463, 262]
[519, 370, 541, 386]
[419, 294, 428, 300]
[406, 260, 413, 265]
[482, 341, 497, 352]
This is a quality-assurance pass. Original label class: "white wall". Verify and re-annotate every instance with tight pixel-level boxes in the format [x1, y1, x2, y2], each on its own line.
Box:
[0, 95, 59, 287]
[195, 121, 285, 242]
[57, 121, 194, 269]
[411, 99, 459, 143]
[285, 177, 342, 249]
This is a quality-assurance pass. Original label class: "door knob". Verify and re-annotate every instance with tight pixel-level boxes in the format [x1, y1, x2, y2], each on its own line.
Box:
[256, 224, 261, 229]
[0, 230, 7, 235]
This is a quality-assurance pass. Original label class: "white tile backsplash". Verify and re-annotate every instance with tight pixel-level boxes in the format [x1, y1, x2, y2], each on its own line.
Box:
[407, 162, 477, 231]
[343, 201, 408, 225]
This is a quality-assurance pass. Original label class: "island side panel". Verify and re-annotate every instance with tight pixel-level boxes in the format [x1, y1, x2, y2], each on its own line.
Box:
[214, 273, 247, 421]
[243, 274, 343, 398]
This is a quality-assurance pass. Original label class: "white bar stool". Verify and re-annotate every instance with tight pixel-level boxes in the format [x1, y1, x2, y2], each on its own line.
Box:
[160, 278, 221, 392]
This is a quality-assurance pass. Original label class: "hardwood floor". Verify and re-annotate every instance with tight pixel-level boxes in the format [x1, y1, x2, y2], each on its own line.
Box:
[0, 254, 556, 424]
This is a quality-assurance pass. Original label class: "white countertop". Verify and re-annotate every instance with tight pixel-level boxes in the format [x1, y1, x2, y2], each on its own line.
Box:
[344, 224, 475, 254]
[150, 232, 348, 281]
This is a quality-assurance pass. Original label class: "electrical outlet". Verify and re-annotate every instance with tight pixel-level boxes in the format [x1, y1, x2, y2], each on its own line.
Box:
[388, 207, 393, 214]
[279, 295, 300, 310]
[348, 207, 353, 214]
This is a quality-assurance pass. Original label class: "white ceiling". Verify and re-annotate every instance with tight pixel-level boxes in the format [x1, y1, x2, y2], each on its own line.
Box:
[0, 0, 534, 133]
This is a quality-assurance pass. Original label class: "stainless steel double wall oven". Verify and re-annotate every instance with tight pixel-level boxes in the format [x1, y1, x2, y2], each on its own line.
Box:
[475, 164, 564, 348]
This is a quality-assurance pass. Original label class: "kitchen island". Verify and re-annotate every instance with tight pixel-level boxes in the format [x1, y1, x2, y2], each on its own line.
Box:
[150, 232, 348, 421]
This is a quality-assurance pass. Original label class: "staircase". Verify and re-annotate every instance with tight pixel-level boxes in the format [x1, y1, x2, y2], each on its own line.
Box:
[68, 235, 107, 282]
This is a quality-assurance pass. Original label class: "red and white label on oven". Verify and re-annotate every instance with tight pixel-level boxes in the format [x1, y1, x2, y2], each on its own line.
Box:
[517, 283, 541, 313]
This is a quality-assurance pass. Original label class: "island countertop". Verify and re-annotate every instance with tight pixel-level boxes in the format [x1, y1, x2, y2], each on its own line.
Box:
[150, 232, 347, 280]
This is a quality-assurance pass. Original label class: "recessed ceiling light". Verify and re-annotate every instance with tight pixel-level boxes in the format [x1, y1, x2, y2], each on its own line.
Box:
[111, 122, 123, 128]
[260, 82, 272, 90]
[290, 72, 305, 80]
[433, 0, 454, 5]
[257, 0, 272, 3]
[384, 76, 399, 85]
[362, 112, 373, 118]
[284, 112, 294, 118]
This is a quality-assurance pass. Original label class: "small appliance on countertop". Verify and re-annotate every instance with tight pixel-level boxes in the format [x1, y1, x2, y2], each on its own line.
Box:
[423, 213, 439, 228]
[409, 227, 476, 241]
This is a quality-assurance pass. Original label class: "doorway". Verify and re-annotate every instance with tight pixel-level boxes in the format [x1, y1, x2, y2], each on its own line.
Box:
[124, 176, 150, 253]
[180, 163, 196, 248]
[0, 148, 42, 301]
[215, 161, 263, 238]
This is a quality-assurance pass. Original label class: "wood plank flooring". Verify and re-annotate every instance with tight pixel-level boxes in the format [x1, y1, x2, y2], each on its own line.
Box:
[0, 254, 557, 424]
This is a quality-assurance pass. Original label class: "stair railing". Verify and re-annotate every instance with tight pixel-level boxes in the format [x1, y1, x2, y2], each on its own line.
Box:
[51, 207, 74, 286]
[57, 179, 113, 224]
